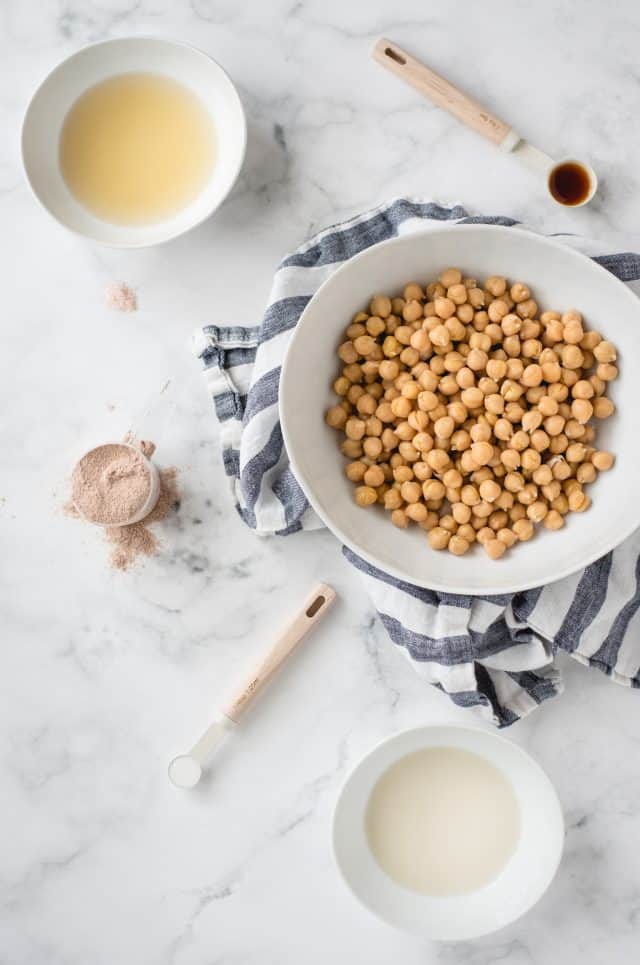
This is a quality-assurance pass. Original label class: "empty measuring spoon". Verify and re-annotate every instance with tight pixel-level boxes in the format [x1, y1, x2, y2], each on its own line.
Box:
[168, 583, 336, 788]
[373, 38, 597, 207]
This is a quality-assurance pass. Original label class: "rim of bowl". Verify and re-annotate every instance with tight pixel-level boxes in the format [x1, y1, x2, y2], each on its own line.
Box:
[20, 36, 247, 249]
[280, 222, 640, 594]
[331, 723, 564, 940]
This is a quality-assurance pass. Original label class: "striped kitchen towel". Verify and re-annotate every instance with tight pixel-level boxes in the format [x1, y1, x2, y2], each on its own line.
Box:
[193, 198, 640, 726]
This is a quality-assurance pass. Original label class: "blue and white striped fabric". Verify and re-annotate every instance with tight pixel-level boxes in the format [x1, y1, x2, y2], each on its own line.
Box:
[193, 198, 640, 726]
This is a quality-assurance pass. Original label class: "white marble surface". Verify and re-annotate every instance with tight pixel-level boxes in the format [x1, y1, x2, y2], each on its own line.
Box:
[2, 1, 640, 962]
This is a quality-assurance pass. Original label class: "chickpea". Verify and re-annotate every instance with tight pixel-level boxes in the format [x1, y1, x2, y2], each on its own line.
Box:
[562, 319, 584, 345]
[453, 366, 474, 390]
[461, 386, 484, 409]
[484, 538, 507, 559]
[511, 518, 534, 541]
[383, 488, 403, 511]
[543, 414, 565, 437]
[341, 439, 363, 459]
[516, 299, 538, 319]
[592, 396, 615, 419]
[565, 442, 587, 463]
[439, 530, 468, 556]
[467, 348, 488, 371]
[593, 340, 616, 363]
[448, 401, 468, 425]
[397, 440, 418, 461]
[551, 493, 570, 515]
[362, 437, 382, 461]
[576, 462, 596, 484]
[447, 283, 468, 306]
[355, 486, 377, 507]
[428, 527, 451, 550]
[440, 268, 462, 288]
[405, 502, 428, 523]
[597, 362, 618, 381]
[426, 449, 450, 473]
[592, 450, 614, 471]
[391, 508, 409, 528]
[469, 441, 493, 466]
[501, 378, 524, 402]
[521, 448, 542, 473]
[352, 334, 375, 357]
[561, 344, 584, 369]
[504, 472, 525, 493]
[510, 430, 530, 452]
[568, 488, 589, 512]
[479, 479, 501, 503]
[434, 415, 455, 439]
[434, 296, 456, 320]
[570, 399, 593, 424]
[526, 500, 547, 523]
[542, 509, 563, 531]
[379, 359, 400, 381]
[421, 479, 444, 502]
[362, 465, 384, 488]
[485, 276, 507, 297]
[326, 405, 348, 429]
[494, 418, 513, 441]
[383, 335, 403, 358]
[541, 361, 562, 384]
[501, 449, 521, 471]
[506, 281, 528, 303]
[369, 294, 391, 318]
[521, 364, 543, 387]
[487, 299, 509, 324]
[420, 511, 440, 531]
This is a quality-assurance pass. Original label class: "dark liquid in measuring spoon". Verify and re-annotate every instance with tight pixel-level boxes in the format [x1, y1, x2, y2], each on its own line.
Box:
[548, 162, 592, 206]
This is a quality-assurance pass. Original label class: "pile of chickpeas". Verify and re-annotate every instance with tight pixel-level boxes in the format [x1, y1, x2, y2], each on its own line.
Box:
[325, 269, 617, 559]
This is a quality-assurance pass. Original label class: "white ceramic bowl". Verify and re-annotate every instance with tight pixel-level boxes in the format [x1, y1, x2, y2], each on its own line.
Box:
[280, 224, 640, 594]
[21, 37, 246, 247]
[333, 725, 564, 940]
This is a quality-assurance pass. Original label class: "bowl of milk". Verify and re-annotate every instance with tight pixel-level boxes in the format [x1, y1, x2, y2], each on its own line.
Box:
[21, 37, 246, 246]
[333, 725, 564, 939]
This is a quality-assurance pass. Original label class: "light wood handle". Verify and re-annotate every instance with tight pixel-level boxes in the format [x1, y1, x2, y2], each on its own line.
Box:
[372, 38, 515, 148]
[221, 583, 336, 723]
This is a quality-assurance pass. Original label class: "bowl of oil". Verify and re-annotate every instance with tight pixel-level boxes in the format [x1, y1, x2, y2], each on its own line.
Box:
[333, 725, 564, 939]
[21, 37, 246, 246]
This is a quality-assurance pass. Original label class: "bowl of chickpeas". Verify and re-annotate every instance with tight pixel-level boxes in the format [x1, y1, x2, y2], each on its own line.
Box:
[280, 225, 638, 593]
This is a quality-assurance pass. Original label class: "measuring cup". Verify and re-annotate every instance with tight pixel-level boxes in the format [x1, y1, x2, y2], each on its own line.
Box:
[72, 441, 161, 527]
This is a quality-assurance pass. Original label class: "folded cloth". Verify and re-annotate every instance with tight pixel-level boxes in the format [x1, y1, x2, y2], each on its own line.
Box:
[193, 198, 640, 726]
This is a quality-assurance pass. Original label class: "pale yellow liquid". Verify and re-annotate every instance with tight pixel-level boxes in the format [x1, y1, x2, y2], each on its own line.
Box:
[59, 72, 216, 225]
[365, 747, 521, 896]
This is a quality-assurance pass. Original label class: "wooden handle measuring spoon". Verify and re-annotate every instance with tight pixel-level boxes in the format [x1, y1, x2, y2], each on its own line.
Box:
[372, 38, 598, 205]
[373, 38, 519, 151]
[168, 583, 336, 788]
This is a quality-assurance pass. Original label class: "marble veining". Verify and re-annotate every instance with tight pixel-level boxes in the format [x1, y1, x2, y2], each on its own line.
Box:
[2, 0, 640, 962]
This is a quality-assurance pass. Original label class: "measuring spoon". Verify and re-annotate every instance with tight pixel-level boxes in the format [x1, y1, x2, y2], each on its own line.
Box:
[168, 583, 336, 788]
[373, 38, 597, 207]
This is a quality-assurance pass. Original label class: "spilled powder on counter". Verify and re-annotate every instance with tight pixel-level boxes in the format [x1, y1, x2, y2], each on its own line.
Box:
[71, 443, 152, 525]
[106, 281, 137, 312]
[106, 467, 179, 571]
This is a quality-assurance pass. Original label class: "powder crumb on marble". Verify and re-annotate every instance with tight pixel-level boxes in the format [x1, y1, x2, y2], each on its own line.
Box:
[106, 281, 137, 312]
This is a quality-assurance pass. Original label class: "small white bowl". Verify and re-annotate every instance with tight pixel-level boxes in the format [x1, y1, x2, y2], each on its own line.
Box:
[21, 37, 246, 247]
[333, 725, 564, 940]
